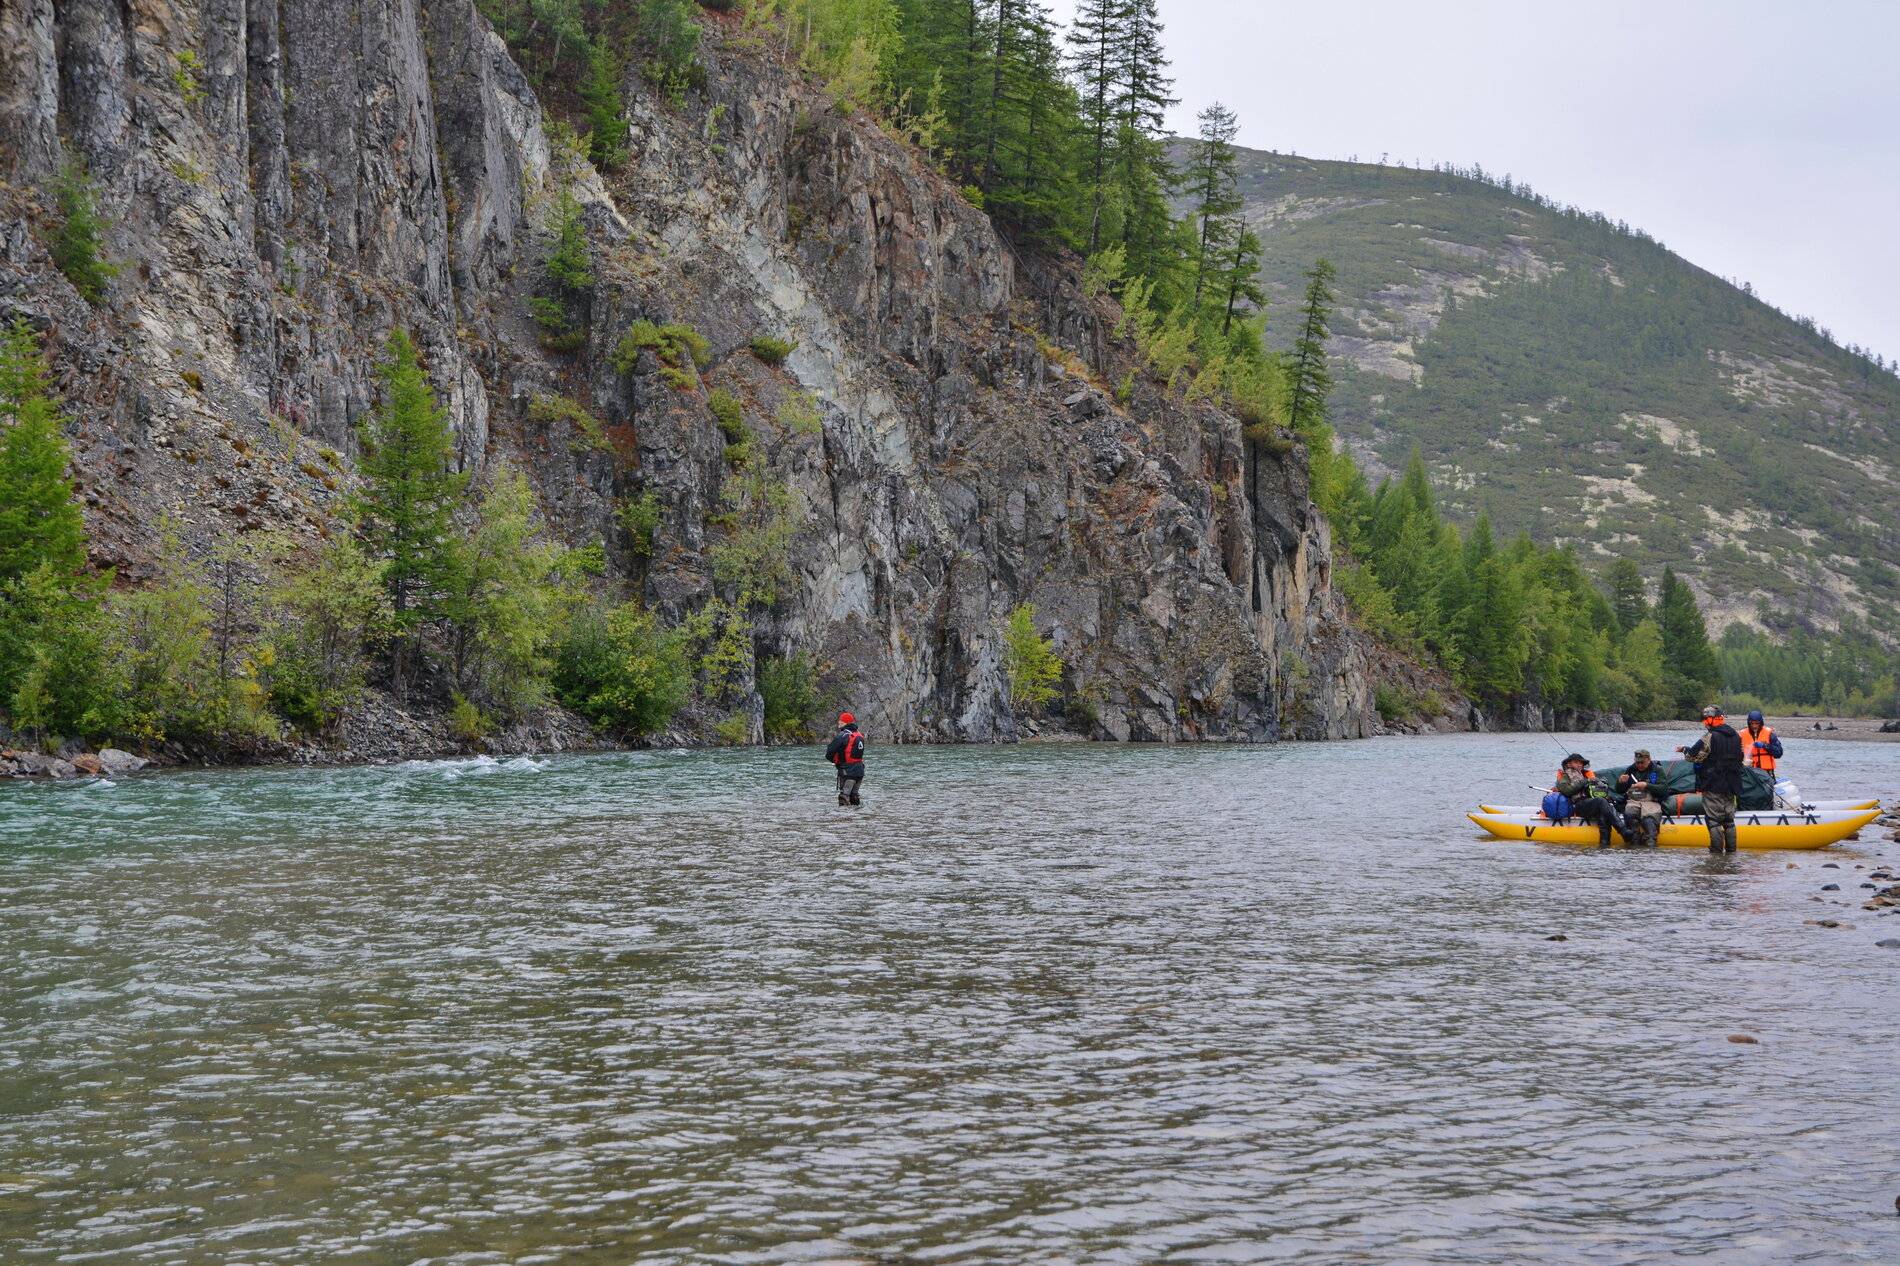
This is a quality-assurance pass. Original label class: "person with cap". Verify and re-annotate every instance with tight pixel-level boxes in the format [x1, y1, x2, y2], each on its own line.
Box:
[1676, 705, 1744, 852]
[1553, 752, 1632, 847]
[825, 711, 866, 806]
[1740, 709, 1783, 773]
[1616, 748, 1665, 847]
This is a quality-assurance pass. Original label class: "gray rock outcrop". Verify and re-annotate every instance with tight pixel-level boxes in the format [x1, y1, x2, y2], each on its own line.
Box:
[0, 0, 1376, 744]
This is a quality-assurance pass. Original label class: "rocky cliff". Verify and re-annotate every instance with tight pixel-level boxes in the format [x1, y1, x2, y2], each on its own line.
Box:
[0, 0, 1377, 744]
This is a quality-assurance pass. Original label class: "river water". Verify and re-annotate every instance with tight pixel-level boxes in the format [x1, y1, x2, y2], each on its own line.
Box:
[3, 730, 1898, 1264]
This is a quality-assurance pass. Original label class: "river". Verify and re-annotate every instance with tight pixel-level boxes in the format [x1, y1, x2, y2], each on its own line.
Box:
[3, 731, 1898, 1264]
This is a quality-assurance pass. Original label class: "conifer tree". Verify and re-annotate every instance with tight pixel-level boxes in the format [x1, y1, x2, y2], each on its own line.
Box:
[581, 41, 630, 170]
[51, 158, 120, 304]
[1657, 566, 1719, 711]
[1186, 101, 1242, 316]
[1607, 558, 1648, 634]
[1216, 228, 1266, 337]
[1286, 258, 1337, 433]
[355, 330, 469, 698]
[0, 321, 87, 585]
[1065, 0, 1126, 254]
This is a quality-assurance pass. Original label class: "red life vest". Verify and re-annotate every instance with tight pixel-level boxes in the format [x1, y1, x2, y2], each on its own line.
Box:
[832, 730, 864, 765]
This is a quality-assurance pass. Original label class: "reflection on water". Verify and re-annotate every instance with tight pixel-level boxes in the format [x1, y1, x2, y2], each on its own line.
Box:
[3, 732, 1897, 1263]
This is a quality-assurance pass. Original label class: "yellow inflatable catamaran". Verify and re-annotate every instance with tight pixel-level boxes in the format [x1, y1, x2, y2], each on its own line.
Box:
[1468, 807, 1881, 851]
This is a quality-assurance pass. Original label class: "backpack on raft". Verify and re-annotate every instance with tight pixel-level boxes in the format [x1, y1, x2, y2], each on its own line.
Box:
[1541, 792, 1573, 821]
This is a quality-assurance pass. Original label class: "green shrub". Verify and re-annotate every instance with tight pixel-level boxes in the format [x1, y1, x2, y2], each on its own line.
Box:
[449, 693, 491, 746]
[776, 390, 822, 436]
[1003, 603, 1062, 715]
[760, 651, 822, 740]
[612, 318, 711, 375]
[617, 490, 663, 557]
[172, 50, 206, 106]
[553, 602, 691, 736]
[708, 389, 746, 440]
[713, 711, 750, 745]
[260, 535, 386, 733]
[527, 392, 610, 452]
[680, 597, 753, 701]
[637, 0, 702, 103]
[1374, 682, 1405, 723]
[710, 464, 796, 607]
[50, 158, 120, 303]
[749, 334, 797, 365]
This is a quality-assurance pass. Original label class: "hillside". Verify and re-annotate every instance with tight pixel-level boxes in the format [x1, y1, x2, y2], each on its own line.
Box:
[1207, 147, 1900, 640]
[0, 1, 1384, 750]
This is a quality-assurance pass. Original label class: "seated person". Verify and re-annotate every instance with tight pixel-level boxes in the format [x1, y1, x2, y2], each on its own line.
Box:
[1555, 752, 1632, 847]
[1615, 748, 1664, 847]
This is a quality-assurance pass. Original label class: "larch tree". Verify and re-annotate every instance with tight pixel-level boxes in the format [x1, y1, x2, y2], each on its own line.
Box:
[1187, 101, 1242, 315]
[354, 330, 469, 699]
[1286, 258, 1337, 433]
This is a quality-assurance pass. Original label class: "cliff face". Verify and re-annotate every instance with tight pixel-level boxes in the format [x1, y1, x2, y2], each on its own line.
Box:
[0, 0, 1375, 743]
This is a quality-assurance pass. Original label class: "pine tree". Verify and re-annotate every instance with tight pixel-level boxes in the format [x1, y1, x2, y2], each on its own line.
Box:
[1186, 101, 1242, 317]
[1286, 258, 1337, 433]
[1607, 558, 1648, 634]
[581, 40, 630, 170]
[51, 158, 120, 305]
[355, 331, 469, 698]
[1656, 566, 1719, 712]
[1112, 0, 1177, 280]
[1216, 227, 1266, 337]
[1064, 0, 1125, 254]
[0, 321, 87, 584]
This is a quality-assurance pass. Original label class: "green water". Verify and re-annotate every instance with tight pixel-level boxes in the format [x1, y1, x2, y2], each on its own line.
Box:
[3, 733, 1897, 1263]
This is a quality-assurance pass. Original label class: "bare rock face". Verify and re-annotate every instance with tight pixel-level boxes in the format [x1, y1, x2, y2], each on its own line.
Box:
[0, 0, 1376, 744]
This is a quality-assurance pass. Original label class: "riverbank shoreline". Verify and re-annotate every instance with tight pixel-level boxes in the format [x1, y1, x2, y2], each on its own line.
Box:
[8, 710, 1896, 782]
[1644, 715, 1900, 744]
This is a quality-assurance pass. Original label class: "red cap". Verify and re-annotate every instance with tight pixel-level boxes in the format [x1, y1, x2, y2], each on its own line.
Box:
[839, 711, 855, 725]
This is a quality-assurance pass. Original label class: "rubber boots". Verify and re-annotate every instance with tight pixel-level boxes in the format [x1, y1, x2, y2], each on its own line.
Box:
[1723, 824, 1738, 852]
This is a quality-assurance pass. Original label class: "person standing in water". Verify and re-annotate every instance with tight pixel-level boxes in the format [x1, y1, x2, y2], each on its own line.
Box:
[1678, 705, 1743, 852]
[826, 711, 866, 806]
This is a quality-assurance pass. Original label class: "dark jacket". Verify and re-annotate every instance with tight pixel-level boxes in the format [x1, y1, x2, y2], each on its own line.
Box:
[1617, 763, 1661, 804]
[825, 724, 865, 775]
[1690, 723, 1744, 796]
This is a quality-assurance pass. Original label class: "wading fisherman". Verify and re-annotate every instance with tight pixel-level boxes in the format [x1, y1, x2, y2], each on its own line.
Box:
[826, 711, 866, 807]
[1678, 705, 1743, 852]
[1616, 748, 1664, 847]
[1555, 753, 1632, 847]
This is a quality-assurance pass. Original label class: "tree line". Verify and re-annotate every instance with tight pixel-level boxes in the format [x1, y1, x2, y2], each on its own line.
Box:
[0, 322, 826, 751]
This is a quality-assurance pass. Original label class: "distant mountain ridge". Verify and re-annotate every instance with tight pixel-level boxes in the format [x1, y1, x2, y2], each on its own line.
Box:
[1195, 145, 1900, 642]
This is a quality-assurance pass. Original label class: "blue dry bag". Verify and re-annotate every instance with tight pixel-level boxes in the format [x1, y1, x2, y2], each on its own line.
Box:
[1541, 792, 1573, 821]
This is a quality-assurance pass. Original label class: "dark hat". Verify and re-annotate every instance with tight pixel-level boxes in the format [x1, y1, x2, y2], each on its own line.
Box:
[1747, 709, 1764, 724]
[1633, 749, 1651, 760]
[1564, 752, 1587, 766]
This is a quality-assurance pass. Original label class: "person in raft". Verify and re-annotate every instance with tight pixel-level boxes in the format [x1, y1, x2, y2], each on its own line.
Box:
[1616, 748, 1664, 847]
[1554, 753, 1632, 847]
[1678, 704, 1744, 852]
[1740, 709, 1783, 773]
[826, 711, 866, 806]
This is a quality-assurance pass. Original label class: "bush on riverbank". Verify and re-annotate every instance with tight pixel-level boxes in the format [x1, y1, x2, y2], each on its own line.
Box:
[0, 327, 826, 756]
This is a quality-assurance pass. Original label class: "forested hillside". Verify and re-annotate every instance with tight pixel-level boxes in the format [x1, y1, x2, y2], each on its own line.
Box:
[1207, 148, 1900, 644]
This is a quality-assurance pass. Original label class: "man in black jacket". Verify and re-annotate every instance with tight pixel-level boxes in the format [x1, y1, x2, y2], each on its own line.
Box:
[1678, 705, 1744, 852]
[825, 711, 866, 806]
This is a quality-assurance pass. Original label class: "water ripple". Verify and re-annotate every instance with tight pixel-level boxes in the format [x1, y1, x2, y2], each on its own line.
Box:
[2, 732, 1898, 1262]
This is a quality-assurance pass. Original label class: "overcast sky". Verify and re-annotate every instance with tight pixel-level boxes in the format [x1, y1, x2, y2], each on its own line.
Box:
[1049, 0, 1900, 364]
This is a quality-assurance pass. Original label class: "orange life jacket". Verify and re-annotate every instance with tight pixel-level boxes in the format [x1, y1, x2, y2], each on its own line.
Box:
[1742, 723, 1777, 772]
